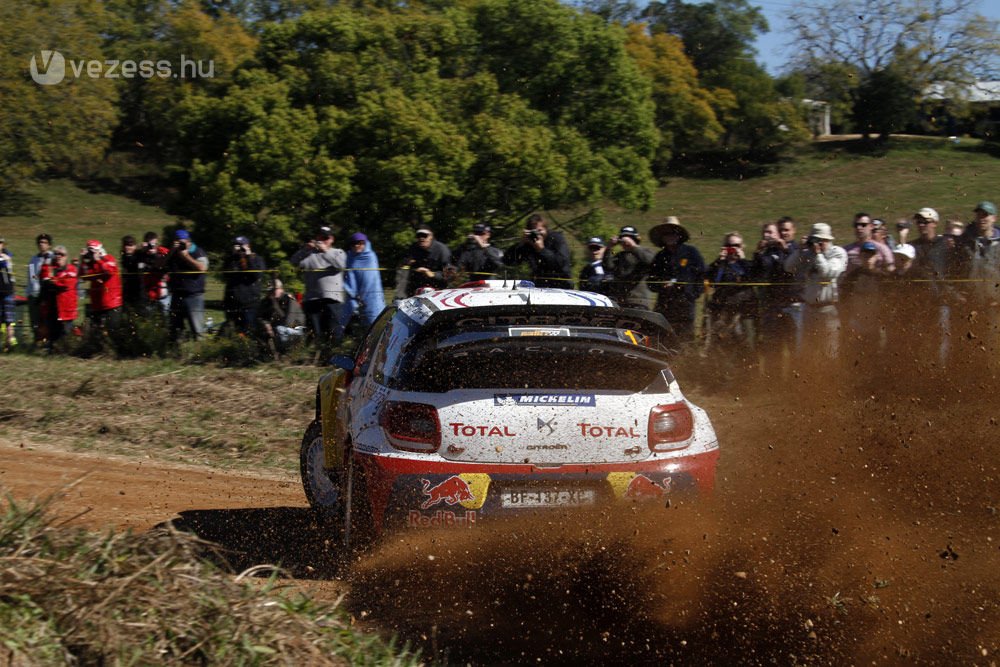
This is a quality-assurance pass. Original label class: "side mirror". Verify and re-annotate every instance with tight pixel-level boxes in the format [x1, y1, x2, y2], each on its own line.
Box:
[329, 354, 355, 373]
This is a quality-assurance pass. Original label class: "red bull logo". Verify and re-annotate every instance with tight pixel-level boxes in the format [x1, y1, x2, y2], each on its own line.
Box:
[624, 474, 672, 500]
[420, 476, 475, 509]
[408, 510, 477, 528]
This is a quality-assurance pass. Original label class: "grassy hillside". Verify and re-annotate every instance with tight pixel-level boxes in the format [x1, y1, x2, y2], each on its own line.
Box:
[2, 137, 999, 286]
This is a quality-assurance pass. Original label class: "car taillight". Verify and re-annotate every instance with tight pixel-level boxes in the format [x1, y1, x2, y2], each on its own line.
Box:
[648, 403, 694, 451]
[380, 401, 441, 452]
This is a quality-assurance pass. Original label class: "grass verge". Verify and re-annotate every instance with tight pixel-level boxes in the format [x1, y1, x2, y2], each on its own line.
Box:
[0, 492, 420, 665]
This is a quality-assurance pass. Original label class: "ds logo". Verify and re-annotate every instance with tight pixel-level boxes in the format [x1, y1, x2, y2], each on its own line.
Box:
[30, 50, 66, 86]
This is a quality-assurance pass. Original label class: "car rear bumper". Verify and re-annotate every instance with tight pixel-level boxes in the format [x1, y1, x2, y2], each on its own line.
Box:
[354, 448, 719, 535]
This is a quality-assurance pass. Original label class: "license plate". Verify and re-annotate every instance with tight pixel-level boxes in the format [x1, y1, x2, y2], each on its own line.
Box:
[501, 488, 596, 508]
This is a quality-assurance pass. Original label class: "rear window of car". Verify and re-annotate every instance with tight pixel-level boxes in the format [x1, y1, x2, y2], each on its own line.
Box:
[386, 332, 669, 393]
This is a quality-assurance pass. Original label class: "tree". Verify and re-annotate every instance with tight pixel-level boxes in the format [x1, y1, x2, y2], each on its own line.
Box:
[787, 0, 1000, 89]
[852, 66, 919, 140]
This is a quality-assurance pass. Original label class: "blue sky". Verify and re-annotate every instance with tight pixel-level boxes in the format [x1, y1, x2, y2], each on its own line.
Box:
[750, 0, 1000, 75]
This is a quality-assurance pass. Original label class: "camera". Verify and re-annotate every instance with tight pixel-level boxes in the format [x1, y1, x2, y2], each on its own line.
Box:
[806, 236, 820, 246]
[897, 220, 912, 230]
[143, 242, 156, 252]
[233, 245, 247, 255]
[724, 246, 739, 257]
[527, 230, 542, 241]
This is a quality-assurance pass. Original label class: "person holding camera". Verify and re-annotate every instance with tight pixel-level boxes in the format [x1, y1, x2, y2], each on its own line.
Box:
[578, 237, 611, 293]
[705, 232, 756, 350]
[221, 236, 266, 334]
[165, 229, 210, 341]
[38, 246, 78, 349]
[647, 217, 705, 343]
[138, 231, 170, 315]
[603, 226, 655, 309]
[503, 214, 572, 288]
[78, 239, 123, 333]
[454, 223, 504, 281]
[843, 212, 894, 278]
[399, 226, 451, 297]
[290, 228, 347, 351]
[26, 233, 54, 343]
[119, 235, 145, 312]
[750, 220, 799, 346]
[783, 223, 847, 358]
[0, 237, 16, 350]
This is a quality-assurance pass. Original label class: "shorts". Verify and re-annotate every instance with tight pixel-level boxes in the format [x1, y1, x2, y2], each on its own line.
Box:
[1, 295, 15, 324]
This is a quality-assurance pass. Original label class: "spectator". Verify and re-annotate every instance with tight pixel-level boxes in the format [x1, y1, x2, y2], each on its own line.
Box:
[78, 239, 123, 333]
[750, 221, 799, 345]
[38, 245, 78, 349]
[578, 237, 610, 293]
[258, 278, 306, 357]
[705, 232, 756, 350]
[290, 228, 347, 350]
[603, 226, 655, 309]
[453, 224, 504, 281]
[843, 212, 894, 277]
[648, 217, 705, 343]
[165, 229, 209, 341]
[839, 240, 889, 344]
[962, 201, 1000, 305]
[871, 218, 896, 249]
[222, 236, 266, 334]
[783, 223, 847, 358]
[504, 214, 572, 288]
[907, 208, 947, 280]
[119, 235, 145, 311]
[343, 232, 386, 330]
[139, 231, 170, 314]
[399, 226, 451, 296]
[26, 233, 54, 343]
[0, 237, 15, 350]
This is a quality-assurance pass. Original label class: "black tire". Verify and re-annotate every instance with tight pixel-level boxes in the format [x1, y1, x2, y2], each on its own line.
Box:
[342, 451, 375, 552]
[299, 420, 342, 510]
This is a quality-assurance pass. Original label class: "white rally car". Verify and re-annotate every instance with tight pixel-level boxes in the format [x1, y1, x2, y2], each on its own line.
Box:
[300, 281, 719, 544]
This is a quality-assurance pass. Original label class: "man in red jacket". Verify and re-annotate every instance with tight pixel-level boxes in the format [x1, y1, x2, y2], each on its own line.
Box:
[39, 246, 78, 349]
[78, 239, 123, 332]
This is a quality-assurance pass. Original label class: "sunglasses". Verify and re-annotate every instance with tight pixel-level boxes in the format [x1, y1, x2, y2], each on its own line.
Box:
[724, 243, 742, 248]
[416, 232, 430, 239]
[916, 218, 932, 224]
[54, 252, 66, 256]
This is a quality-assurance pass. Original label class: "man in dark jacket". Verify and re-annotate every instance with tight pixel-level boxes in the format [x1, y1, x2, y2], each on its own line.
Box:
[454, 223, 504, 281]
[166, 229, 210, 341]
[223, 236, 266, 334]
[648, 217, 705, 342]
[504, 214, 572, 288]
[401, 226, 452, 296]
[750, 220, 799, 344]
[603, 225, 655, 309]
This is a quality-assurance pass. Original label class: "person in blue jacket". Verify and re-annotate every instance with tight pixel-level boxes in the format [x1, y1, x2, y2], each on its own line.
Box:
[343, 232, 386, 330]
[648, 217, 706, 343]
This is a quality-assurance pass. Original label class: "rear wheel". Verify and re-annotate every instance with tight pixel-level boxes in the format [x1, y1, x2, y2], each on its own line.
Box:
[341, 452, 375, 551]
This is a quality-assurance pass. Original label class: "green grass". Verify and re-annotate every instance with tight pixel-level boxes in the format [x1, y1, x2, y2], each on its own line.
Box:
[598, 136, 1000, 256]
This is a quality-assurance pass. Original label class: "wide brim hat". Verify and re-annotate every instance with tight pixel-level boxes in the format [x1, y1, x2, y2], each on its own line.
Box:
[649, 216, 690, 246]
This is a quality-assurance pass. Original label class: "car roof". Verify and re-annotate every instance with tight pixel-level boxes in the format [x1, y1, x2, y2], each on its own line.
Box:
[397, 280, 617, 325]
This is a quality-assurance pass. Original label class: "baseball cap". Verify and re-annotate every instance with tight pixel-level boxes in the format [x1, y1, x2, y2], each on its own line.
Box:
[861, 241, 878, 252]
[587, 237, 605, 248]
[893, 244, 916, 260]
[416, 226, 433, 236]
[86, 239, 102, 248]
[472, 223, 491, 235]
[350, 232, 368, 243]
[174, 230, 191, 240]
[871, 219, 886, 228]
[0, 237, 5, 243]
[233, 235, 250, 245]
[975, 201, 997, 216]
[915, 207, 940, 223]
[619, 225, 639, 238]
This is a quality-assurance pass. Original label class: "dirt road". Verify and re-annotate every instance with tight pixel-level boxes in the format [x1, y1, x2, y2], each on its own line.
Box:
[3, 313, 1000, 663]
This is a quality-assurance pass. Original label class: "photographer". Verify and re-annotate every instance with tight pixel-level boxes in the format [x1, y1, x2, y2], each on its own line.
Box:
[38, 246, 78, 349]
[139, 231, 170, 314]
[648, 217, 705, 343]
[165, 229, 209, 341]
[454, 223, 504, 281]
[706, 232, 756, 350]
[578, 237, 610, 293]
[399, 226, 451, 297]
[119, 235, 145, 311]
[783, 223, 847, 358]
[750, 220, 799, 345]
[26, 233, 54, 343]
[0, 237, 15, 350]
[78, 239, 123, 333]
[290, 228, 347, 351]
[222, 236, 266, 334]
[603, 225, 655, 309]
[503, 214, 571, 288]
